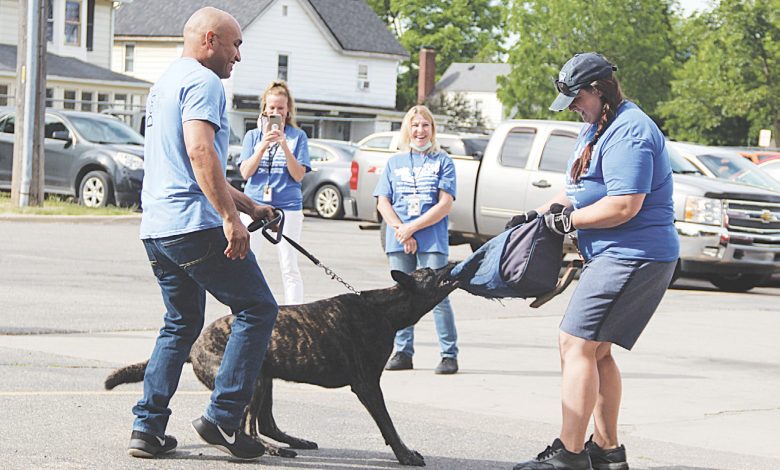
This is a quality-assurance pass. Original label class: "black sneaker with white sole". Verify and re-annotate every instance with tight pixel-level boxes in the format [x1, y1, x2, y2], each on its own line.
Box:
[192, 416, 265, 460]
[585, 435, 629, 470]
[127, 430, 177, 458]
[514, 438, 592, 470]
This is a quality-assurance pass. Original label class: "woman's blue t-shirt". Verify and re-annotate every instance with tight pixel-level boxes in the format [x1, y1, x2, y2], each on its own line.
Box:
[238, 126, 311, 210]
[373, 150, 457, 255]
[566, 101, 679, 262]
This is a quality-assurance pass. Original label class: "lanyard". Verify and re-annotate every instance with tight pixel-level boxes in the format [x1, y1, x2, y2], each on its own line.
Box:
[264, 142, 280, 175]
[408, 151, 430, 194]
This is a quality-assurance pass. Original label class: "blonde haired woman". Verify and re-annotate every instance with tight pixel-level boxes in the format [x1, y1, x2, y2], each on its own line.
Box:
[238, 80, 310, 305]
[373, 105, 459, 374]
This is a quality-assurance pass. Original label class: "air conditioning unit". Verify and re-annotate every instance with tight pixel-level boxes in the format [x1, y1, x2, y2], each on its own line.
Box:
[357, 79, 370, 90]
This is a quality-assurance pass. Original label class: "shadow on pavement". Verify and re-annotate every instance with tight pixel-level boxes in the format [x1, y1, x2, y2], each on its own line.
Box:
[157, 445, 511, 469]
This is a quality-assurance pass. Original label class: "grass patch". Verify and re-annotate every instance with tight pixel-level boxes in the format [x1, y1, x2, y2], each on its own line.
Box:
[0, 191, 139, 216]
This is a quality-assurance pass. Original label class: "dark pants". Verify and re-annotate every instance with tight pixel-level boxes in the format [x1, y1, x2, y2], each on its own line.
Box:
[132, 228, 278, 435]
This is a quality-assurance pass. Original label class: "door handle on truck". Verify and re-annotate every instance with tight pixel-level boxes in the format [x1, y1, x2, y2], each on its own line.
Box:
[532, 179, 551, 188]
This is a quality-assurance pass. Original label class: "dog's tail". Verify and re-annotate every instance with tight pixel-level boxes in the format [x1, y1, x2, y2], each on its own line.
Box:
[104, 360, 149, 390]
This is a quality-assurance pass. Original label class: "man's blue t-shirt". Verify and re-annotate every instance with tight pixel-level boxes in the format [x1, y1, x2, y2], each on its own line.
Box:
[373, 150, 456, 255]
[140, 58, 229, 239]
[566, 101, 679, 262]
[238, 126, 311, 211]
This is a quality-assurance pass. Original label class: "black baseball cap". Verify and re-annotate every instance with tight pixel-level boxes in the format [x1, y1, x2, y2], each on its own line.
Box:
[549, 52, 617, 112]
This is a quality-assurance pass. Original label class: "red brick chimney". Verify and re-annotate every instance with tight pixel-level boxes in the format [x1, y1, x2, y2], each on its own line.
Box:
[417, 47, 436, 104]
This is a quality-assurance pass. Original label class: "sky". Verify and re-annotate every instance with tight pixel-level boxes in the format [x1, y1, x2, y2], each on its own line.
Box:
[677, 0, 714, 16]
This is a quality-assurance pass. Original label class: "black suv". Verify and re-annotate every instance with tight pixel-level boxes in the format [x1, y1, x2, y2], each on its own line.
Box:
[0, 108, 145, 207]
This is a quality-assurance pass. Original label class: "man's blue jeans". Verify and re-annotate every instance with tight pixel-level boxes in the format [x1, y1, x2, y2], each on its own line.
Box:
[387, 251, 458, 358]
[132, 228, 278, 436]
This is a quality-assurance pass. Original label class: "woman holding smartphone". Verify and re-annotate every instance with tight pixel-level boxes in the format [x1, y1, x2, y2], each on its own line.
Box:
[238, 80, 310, 305]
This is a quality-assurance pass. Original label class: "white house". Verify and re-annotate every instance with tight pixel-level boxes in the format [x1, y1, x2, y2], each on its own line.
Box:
[0, 0, 150, 113]
[432, 63, 511, 130]
[112, 0, 409, 141]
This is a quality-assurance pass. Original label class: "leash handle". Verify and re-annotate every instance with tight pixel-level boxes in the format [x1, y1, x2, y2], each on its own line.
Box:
[247, 208, 285, 245]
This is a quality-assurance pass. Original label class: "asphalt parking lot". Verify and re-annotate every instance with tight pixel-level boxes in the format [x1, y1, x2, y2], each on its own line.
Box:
[1, 215, 778, 469]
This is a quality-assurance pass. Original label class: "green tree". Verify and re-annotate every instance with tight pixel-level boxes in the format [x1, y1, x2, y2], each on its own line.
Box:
[366, 0, 506, 110]
[658, 0, 780, 146]
[427, 92, 486, 132]
[498, 0, 676, 121]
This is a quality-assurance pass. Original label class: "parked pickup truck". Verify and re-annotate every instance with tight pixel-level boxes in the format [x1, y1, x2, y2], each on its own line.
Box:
[349, 120, 780, 292]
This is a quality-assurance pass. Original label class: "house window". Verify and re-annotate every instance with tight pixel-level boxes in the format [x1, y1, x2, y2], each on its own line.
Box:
[64, 0, 81, 46]
[97, 92, 109, 112]
[63, 90, 77, 109]
[46, 88, 54, 107]
[114, 93, 127, 110]
[46, 0, 54, 42]
[0, 85, 8, 106]
[80, 91, 93, 112]
[282, 4, 288, 16]
[86, 0, 95, 51]
[357, 64, 369, 91]
[124, 45, 135, 72]
[277, 54, 288, 81]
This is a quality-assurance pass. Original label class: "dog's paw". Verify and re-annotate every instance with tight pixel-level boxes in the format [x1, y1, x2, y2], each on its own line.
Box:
[398, 449, 425, 466]
[286, 436, 318, 450]
[258, 437, 298, 458]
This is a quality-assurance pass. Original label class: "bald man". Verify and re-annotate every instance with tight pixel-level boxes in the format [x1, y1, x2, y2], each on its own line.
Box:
[128, 7, 278, 461]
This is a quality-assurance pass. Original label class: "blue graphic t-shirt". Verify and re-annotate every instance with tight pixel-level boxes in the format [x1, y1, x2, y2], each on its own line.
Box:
[566, 101, 679, 262]
[140, 57, 229, 239]
[238, 126, 311, 211]
[373, 150, 457, 255]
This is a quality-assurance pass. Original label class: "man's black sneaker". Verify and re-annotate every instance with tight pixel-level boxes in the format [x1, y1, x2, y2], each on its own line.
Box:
[434, 357, 459, 375]
[127, 430, 177, 458]
[385, 352, 413, 371]
[514, 438, 592, 470]
[585, 435, 629, 470]
[192, 416, 265, 460]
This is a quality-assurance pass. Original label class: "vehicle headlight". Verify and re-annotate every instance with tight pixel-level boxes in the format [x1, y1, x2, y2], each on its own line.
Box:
[684, 196, 722, 225]
[116, 152, 144, 170]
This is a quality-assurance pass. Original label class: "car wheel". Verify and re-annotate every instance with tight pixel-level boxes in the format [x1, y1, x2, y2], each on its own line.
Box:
[314, 184, 344, 219]
[79, 170, 114, 208]
[708, 273, 769, 292]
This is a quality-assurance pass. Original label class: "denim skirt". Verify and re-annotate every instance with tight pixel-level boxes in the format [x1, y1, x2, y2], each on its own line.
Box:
[560, 255, 676, 350]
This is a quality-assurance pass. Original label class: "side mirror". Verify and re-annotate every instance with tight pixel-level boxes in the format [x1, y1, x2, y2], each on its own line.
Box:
[51, 130, 71, 141]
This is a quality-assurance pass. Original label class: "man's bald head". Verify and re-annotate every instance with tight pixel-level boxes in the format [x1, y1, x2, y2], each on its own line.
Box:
[183, 7, 238, 45]
[182, 7, 242, 79]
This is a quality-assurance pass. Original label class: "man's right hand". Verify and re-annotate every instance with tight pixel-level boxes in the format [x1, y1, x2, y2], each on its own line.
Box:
[223, 216, 250, 260]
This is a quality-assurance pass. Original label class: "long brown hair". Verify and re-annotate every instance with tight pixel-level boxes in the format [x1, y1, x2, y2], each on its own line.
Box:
[570, 74, 624, 182]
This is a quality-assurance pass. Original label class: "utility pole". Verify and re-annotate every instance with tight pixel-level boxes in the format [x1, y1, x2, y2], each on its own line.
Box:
[11, 0, 47, 207]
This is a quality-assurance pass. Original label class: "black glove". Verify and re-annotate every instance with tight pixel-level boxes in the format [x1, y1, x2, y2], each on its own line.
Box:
[543, 203, 576, 235]
[505, 210, 538, 229]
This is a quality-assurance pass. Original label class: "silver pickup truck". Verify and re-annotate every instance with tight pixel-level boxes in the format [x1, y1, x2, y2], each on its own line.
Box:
[349, 120, 780, 291]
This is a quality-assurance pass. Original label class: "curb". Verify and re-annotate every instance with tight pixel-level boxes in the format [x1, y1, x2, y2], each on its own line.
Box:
[0, 214, 141, 223]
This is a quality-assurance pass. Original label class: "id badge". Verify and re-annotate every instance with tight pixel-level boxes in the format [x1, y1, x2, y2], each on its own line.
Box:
[262, 185, 273, 202]
[407, 195, 421, 216]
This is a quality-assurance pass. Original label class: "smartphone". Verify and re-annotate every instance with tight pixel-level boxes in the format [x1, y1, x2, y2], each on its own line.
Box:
[268, 114, 283, 131]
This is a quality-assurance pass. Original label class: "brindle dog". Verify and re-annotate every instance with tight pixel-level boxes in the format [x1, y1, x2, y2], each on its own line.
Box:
[105, 263, 472, 466]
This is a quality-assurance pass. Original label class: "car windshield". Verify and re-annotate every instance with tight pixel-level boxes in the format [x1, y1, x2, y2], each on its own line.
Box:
[666, 143, 702, 174]
[68, 115, 144, 145]
[230, 128, 241, 145]
[327, 142, 358, 157]
[697, 152, 780, 192]
[463, 137, 490, 158]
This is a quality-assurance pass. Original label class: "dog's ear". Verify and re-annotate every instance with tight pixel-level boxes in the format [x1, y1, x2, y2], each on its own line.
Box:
[391, 270, 417, 291]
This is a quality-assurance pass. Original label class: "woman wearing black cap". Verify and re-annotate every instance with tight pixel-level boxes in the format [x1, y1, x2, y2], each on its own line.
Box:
[513, 53, 679, 470]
